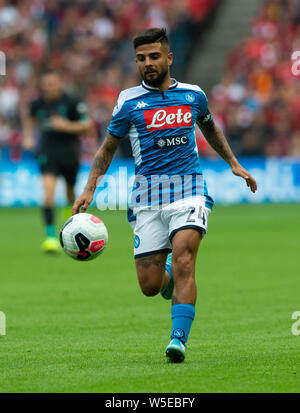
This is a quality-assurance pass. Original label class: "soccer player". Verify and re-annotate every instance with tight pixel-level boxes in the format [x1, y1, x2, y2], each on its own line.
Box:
[72, 28, 257, 362]
[23, 70, 92, 252]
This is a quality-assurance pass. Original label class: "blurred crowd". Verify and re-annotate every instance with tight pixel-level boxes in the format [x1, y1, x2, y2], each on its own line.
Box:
[198, 0, 300, 158]
[1, 0, 299, 162]
[0, 0, 217, 161]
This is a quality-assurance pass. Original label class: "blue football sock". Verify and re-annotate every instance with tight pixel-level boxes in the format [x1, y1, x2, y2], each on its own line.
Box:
[165, 253, 173, 281]
[171, 304, 195, 344]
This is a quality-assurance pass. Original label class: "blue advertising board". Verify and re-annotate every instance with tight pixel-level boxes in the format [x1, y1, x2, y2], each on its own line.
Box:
[0, 157, 300, 207]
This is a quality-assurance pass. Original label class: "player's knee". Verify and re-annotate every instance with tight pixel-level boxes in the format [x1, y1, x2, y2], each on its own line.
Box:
[138, 274, 161, 297]
[44, 197, 54, 207]
[140, 281, 160, 297]
[141, 286, 160, 297]
[44, 189, 55, 206]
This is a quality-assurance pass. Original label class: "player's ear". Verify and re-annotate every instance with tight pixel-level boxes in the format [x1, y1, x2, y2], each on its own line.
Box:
[168, 52, 173, 66]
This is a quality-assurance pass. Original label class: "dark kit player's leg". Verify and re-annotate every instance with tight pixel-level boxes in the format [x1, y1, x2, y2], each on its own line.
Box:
[37, 152, 60, 251]
[42, 173, 57, 236]
[61, 162, 79, 222]
[41, 173, 60, 252]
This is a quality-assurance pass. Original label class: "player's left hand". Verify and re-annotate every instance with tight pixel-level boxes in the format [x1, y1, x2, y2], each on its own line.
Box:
[51, 115, 70, 132]
[231, 164, 257, 193]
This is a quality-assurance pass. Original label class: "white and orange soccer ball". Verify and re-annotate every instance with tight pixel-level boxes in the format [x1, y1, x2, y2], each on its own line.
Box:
[60, 213, 108, 261]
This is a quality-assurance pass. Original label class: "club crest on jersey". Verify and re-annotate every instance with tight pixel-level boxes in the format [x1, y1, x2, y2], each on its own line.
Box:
[154, 135, 188, 149]
[185, 92, 195, 103]
[144, 105, 192, 131]
[134, 235, 140, 248]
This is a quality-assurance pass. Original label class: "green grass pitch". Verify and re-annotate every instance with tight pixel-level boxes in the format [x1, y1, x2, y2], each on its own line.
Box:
[0, 204, 299, 393]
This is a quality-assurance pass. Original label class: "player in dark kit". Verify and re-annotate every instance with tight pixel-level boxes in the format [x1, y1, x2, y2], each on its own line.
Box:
[72, 28, 257, 362]
[23, 71, 92, 252]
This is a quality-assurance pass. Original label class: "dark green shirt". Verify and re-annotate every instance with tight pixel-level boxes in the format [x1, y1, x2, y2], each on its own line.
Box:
[30, 93, 88, 162]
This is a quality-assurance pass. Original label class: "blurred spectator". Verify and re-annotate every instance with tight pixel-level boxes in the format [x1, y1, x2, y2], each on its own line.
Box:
[202, 0, 300, 158]
[0, 0, 218, 161]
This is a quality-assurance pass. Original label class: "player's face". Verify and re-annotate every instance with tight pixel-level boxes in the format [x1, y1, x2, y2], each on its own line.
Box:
[135, 42, 173, 87]
[40, 74, 62, 100]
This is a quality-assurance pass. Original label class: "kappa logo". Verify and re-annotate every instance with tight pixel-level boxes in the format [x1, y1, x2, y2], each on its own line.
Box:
[134, 101, 149, 110]
[144, 105, 192, 131]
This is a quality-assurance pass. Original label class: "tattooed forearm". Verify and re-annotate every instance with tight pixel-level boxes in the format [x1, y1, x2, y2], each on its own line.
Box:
[198, 120, 237, 166]
[84, 134, 120, 192]
[85, 150, 111, 191]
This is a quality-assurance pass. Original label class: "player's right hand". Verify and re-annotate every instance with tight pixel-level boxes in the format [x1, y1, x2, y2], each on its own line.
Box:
[72, 189, 94, 215]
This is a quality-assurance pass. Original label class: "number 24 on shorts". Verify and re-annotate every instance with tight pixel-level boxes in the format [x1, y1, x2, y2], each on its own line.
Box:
[186, 205, 208, 227]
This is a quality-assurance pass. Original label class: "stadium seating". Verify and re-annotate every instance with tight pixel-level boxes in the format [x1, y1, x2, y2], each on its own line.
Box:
[0, 0, 218, 161]
[197, 0, 300, 157]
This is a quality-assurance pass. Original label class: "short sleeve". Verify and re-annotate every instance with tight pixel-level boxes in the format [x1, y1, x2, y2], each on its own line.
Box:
[195, 89, 213, 125]
[107, 91, 131, 139]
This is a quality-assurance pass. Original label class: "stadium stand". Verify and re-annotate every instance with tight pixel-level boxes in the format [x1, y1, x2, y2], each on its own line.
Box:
[196, 0, 300, 157]
[0, 0, 219, 161]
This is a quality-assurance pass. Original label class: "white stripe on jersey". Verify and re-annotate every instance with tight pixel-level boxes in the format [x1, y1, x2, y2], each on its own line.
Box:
[176, 82, 206, 95]
[128, 122, 142, 166]
[112, 85, 148, 116]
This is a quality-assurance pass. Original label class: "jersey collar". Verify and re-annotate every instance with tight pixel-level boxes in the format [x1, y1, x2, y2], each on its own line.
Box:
[141, 78, 178, 91]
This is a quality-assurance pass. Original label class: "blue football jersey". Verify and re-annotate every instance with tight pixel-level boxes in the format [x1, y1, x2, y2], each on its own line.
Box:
[107, 78, 214, 212]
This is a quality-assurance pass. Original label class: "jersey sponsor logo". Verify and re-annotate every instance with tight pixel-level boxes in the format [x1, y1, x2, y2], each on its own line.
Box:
[144, 105, 192, 131]
[154, 135, 188, 149]
[134, 101, 149, 110]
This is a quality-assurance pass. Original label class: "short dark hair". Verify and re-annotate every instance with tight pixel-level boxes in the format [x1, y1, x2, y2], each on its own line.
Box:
[133, 27, 169, 49]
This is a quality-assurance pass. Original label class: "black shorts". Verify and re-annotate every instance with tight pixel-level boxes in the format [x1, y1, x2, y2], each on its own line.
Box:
[38, 154, 79, 187]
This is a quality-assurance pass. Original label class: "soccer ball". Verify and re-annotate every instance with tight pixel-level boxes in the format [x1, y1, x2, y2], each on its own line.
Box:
[60, 213, 108, 261]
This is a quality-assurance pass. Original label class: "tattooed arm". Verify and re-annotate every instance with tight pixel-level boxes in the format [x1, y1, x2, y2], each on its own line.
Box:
[198, 118, 257, 193]
[72, 133, 120, 214]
